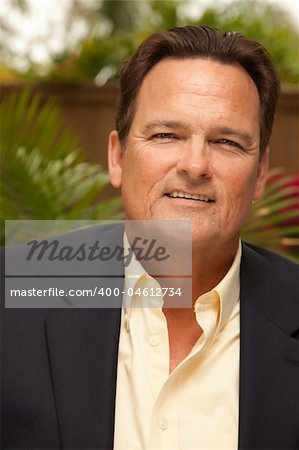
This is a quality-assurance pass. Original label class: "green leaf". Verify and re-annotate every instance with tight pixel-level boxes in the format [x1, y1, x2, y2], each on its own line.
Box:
[0, 91, 122, 244]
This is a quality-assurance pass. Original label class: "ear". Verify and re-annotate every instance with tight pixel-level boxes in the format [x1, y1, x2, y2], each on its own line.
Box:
[252, 148, 269, 201]
[108, 130, 123, 189]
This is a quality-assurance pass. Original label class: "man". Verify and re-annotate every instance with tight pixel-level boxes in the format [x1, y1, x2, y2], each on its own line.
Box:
[1, 26, 299, 449]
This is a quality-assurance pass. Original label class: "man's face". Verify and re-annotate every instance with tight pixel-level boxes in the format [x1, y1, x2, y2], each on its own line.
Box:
[109, 58, 268, 249]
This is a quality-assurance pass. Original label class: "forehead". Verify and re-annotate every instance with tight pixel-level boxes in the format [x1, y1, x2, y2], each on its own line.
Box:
[132, 58, 260, 131]
[141, 57, 258, 97]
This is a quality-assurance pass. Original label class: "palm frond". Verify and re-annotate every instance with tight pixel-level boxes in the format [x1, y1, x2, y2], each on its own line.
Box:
[242, 169, 299, 262]
[0, 91, 123, 243]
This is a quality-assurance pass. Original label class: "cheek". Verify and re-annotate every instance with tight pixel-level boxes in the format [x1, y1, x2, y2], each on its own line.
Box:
[220, 166, 259, 222]
[124, 149, 172, 191]
[120, 152, 167, 216]
[215, 160, 257, 207]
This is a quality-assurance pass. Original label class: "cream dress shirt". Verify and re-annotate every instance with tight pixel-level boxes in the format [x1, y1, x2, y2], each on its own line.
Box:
[114, 236, 241, 450]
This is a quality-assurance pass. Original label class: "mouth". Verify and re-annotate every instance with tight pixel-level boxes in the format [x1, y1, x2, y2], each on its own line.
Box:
[166, 191, 215, 203]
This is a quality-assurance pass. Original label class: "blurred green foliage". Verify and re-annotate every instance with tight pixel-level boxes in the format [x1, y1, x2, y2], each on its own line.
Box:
[0, 91, 123, 244]
[1, 0, 298, 85]
[45, 0, 299, 85]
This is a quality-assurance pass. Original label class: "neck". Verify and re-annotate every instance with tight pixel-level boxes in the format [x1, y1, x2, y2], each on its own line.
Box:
[154, 238, 239, 312]
[191, 238, 239, 301]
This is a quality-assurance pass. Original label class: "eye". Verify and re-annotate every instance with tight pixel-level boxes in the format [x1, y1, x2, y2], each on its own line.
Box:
[213, 138, 243, 150]
[152, 133, 177, 140]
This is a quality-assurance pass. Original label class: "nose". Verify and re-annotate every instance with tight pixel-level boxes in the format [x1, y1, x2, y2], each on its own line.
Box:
[176, 136, 211, 181]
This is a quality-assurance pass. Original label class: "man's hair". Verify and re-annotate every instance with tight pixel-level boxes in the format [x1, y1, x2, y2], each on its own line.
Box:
[115, 25, 280, 156]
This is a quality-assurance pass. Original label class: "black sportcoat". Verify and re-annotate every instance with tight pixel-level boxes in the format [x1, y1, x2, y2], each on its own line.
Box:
[1, 225, 299, 449]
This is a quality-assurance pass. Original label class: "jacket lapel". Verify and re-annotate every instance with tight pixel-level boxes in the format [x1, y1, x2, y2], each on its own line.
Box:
[46, 307, 122, 449]
[238, 244, 299, 449]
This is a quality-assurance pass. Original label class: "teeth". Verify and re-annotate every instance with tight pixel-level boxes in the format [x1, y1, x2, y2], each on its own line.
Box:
[168, 191, 211, 202]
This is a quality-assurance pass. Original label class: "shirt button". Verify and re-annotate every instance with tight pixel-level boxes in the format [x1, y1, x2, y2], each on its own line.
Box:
[149, 335, 160, 346]
[159, 419, 168, 430]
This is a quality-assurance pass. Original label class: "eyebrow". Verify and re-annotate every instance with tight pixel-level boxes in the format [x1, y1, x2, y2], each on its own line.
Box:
[141, 121, 191, 134]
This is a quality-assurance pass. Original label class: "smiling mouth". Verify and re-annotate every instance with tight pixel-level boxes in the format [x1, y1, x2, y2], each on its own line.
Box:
[166, 191, 215, 203]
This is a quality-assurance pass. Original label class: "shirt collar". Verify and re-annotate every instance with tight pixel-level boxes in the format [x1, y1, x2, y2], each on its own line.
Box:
[122, 232, 152, 323]
[212, 239, 241, 330]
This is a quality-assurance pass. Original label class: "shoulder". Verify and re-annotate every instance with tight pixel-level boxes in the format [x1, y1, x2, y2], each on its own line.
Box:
[42, 221, 124, 245]
[242, 241, 298, 273]
[241, 241, 298, 291]
[240, 242, 298, 326]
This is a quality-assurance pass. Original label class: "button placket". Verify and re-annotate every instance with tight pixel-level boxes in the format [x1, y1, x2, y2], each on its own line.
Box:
[194, 290, 220, 347]
[149, 335, 160, 347]
[158, 418, 168, 430]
